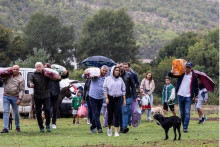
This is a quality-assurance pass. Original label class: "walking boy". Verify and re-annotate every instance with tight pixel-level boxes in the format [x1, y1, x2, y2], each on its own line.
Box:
[71, 90, 83, 125]
[162, 76, 176, 117]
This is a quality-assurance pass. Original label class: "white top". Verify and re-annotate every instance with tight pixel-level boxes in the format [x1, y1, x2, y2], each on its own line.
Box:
[177, 72, 192, 97]
[140, 78, 155, 95]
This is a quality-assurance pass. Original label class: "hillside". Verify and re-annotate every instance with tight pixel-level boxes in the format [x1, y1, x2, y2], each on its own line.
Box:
[0, 0, 218, 58]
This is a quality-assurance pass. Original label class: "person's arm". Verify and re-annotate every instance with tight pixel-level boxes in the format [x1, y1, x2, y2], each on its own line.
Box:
[140, 79, 145, 93]
[18, 79, 25, 100]
[29, 74, 34, 88]
[103, 78, 108, 98]
[148, 80, 155, 95]
[121, 80, 126, 97]
[168, 70, 178, 78]
[194, 75, 199, 98]
[169, 88, 176, 101]
[130, 74, 137, 99]
[0, 76, 3, 87]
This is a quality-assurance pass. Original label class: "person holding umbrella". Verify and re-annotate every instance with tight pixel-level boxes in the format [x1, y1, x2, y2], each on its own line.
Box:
[168, 61, 198, 133]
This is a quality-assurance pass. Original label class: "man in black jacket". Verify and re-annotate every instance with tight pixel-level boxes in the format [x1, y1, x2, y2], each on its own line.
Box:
[168, 62, 198, 133]
[117, 62, 137, 133]
[30, 62, 61, 133]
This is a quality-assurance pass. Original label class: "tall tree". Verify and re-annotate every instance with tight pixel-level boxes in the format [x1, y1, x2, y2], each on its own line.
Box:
[76, 8, 138, 62]
[23, 12, 75, 67]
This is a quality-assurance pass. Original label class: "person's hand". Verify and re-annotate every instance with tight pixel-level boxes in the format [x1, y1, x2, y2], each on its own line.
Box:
[16, 99, 21, 105]
[170, 70, 174, 74]
[30, 83, 34, 88]
[81, 99, 84, 104]
[123, 99, 126, 106]
[106, 98, 109, 104]
[71, 107, 73, 110]
[194, 97, 198, 102]
[56, 75, 61, 80]
[168, 99, 171, 103]
[84, 70, 89, 75]
[204, 100, 207, 103]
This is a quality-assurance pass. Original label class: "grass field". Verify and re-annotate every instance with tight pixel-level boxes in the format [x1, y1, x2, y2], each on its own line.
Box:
[0, 105, 219, 147]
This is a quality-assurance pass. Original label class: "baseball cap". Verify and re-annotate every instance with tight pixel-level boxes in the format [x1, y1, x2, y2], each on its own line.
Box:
[185, 62, 193, 68]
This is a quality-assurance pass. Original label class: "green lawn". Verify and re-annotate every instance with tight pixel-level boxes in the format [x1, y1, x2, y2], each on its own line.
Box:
[0, 106, 219, 147]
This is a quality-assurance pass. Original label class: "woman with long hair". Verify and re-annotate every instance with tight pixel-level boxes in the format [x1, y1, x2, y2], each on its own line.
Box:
[140, 72, 155, 121]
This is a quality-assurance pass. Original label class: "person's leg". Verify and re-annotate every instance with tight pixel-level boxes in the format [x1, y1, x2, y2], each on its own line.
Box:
[11, 97, 20, 129]
[122, 102, 129, 128]
[86, 97, 92, 123]
[43, 98, 51, 127]
[3, 95, 10, 131]
[107, 96, 114, 128]
[169, 105, 176, 116]
[163, 103, 168, 117]
[178, 95, 185, 125]
[89, 97, 99, 131]
[114, 97, 121, 136]
[51, 95, 58, 125]
[147, 94, 153, 120]
[183, 97, 192, 130]
[127, 98, 133, 126]
[34, 97, 44, 129]
[76, 115, 79, 124]
[96, 99, 103, 131]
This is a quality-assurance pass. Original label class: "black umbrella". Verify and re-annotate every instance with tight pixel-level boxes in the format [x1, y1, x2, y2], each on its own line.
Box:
[82, 56, 116, 67]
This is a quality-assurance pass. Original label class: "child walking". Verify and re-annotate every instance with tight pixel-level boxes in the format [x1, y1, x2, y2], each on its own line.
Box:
[71, 90, 83, 125]
[162, 76, 176, 117]
[194, 76, 208, 124]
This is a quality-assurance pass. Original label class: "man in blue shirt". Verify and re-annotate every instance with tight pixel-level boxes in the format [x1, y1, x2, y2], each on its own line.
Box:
[83, 65, 108, 133]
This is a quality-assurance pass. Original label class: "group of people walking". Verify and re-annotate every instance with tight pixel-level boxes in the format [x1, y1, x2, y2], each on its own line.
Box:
[0, 61, 208, 136]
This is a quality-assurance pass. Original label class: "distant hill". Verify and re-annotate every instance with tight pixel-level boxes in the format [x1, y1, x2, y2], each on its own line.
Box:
[0, 0, 218, 58]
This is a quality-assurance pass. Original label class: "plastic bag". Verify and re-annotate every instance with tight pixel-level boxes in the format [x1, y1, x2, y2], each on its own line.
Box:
[131, 99, 141, 127]
[85, 67, 100, 78]
[0, 67, 13, 78]
[141, 94, 151, 110]
[77, 104, 87, 118]
[51, 64, 67, 76]
[43, 68, 59, 80]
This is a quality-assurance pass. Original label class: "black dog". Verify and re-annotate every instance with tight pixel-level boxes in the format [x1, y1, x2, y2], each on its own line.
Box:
[153, 114, 181, 140]
[9, 116, 13, 130]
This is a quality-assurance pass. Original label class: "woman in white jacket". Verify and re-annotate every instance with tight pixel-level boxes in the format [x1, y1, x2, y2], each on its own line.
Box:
[140, 71, 155, 121]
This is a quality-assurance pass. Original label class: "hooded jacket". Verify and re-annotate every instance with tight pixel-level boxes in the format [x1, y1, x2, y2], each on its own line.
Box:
[120, 69, 137, 99]
[103, 66, 126, 97]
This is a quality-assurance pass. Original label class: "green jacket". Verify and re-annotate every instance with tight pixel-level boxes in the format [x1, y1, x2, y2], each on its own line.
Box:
[71, 96, 83, 110]
[162, 84, 175, 105]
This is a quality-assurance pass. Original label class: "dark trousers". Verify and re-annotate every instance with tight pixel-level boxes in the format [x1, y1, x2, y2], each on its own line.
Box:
[86, 96, 92, 121]
[34, 97, 50, 129]
[89, 97, 103, 130]
[107, 95, 121, 127]
[50, 95, 58, 124]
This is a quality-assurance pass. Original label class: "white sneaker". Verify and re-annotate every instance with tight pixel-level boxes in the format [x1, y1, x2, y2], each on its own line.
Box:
[114, 132, 119, 137]
[51, 124, 56, 129]
[107, 128, 112, 137]
[87, 120, 90, 125]
[148, 117, 153, 121]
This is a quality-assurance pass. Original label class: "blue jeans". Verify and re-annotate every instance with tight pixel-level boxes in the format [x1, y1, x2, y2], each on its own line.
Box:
[178, 95, 192, 129]
[89, 97, 103, 130]
[122, 97, 133, 128]
[3, 95, 20, 130]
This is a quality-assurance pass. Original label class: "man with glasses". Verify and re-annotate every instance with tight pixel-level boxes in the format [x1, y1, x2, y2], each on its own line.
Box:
[168, 61, 198, 133]
[1, 65, 25, 133]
